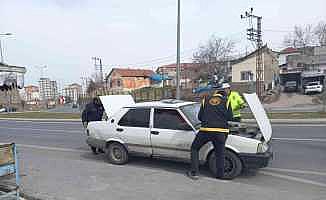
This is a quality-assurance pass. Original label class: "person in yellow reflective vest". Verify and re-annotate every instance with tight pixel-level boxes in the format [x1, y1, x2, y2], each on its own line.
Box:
[222, 83, 246, 122]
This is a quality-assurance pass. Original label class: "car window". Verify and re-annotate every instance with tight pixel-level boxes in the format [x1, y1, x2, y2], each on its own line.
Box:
[118, 108, 150, 128]
[154, 109, 192, 130]
[180, 103, 201, 129]
[307, 82, 319, 86]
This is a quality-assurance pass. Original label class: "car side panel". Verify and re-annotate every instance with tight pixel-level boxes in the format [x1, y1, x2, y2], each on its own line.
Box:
[150, 128, 195, 159]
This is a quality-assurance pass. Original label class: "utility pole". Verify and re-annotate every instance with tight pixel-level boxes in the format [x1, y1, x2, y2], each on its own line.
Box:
[92, 57, 104, 86]
[241, 8, 263, 99]
[176, 0, 181, 100]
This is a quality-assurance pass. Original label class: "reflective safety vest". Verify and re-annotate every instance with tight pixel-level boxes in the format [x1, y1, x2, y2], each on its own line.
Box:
[227, 91, 245, 118]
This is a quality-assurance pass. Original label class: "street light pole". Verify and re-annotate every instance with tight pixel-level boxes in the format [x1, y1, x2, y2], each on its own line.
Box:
[176, 0, 181, 100]
[0, 33, 13, 63]
[0, 39, 3, 63]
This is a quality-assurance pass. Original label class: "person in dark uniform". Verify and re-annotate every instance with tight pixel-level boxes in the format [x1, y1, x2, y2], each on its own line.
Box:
[81, 97, 104, 128]
[187, 86, 233, 180]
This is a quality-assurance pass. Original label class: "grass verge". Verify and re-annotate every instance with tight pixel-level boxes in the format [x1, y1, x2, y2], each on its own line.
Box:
[242, 112, 326, 119]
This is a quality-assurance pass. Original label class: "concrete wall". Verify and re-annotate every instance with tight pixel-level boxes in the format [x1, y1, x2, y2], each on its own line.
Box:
[232, 50, 278, 91]
[232, 55, 257, 82]
[264, 52, 279, 90]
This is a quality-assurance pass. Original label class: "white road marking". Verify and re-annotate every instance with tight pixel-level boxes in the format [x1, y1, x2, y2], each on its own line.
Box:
[273, 124, 326, 127]
[260, 171, 326, 188]
[272, 137, 326, 142]
[18, 144, 89, 153]
[0, 127, 81, 134]
[264, 167, 326, 176]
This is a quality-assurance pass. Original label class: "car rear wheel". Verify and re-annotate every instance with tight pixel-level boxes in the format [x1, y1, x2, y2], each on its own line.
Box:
[106, 142, 128, 165]
[208, 149, 242, 179]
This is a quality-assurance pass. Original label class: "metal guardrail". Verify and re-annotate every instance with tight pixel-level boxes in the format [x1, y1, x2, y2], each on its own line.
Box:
[0, 143, 20, 200]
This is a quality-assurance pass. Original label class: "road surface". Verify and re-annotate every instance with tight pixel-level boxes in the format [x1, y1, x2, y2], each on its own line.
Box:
[0, 120, 325, 200]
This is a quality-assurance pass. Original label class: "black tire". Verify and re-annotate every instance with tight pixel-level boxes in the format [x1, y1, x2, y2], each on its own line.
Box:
[208, 149, 242, 179]
[106, 142, 128, 165]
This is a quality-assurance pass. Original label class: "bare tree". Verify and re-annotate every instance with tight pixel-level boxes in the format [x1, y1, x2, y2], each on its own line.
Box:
[283, 25, 316, 48]
[193, 35, 235, 82]
[315, 21, 326, 46]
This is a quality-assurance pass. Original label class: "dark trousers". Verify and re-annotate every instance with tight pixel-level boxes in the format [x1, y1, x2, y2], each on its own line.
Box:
[232, 117, 241, 122]
[190, 131, 226, 178]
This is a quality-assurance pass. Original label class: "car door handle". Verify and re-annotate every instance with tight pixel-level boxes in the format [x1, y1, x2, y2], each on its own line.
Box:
[151, 131, 159, 135]
[116, 128, 124, 132]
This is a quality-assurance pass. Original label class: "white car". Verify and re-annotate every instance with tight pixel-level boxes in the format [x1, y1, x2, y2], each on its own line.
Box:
[304, 81, 323, 94]
[86, 93, 272, 179]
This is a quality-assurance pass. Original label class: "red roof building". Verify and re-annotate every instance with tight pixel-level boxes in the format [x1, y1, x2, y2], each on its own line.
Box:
[106, 68, 155, 91]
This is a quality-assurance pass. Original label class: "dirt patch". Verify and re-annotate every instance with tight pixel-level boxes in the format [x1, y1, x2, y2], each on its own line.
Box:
[266, 92, 316, 107]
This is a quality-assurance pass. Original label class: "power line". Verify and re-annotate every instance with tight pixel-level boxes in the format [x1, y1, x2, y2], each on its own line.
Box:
[263, 29, 292, 33]
[104, 48, 196, 68]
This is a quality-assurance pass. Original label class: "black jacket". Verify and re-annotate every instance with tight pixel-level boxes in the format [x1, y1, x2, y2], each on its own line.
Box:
[81, 103, 104, 122]
[198, 93, 233, 130]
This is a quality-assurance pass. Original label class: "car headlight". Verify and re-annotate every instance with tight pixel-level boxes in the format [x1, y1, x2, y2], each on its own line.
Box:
[257, 142, 269, 153]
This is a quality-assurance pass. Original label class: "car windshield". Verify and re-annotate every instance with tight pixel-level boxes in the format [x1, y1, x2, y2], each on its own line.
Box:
[180, 103, 201, 129]
[286, 81, 296, 86]
[307, 82, 319, 86]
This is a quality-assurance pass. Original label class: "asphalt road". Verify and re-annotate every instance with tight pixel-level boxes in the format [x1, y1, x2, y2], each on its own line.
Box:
[0, 120, 325, 200]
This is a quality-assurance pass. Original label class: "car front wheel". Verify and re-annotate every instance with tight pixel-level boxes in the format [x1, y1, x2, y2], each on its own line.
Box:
[106, 142, 128, 165]
[208, 149, 243, 179]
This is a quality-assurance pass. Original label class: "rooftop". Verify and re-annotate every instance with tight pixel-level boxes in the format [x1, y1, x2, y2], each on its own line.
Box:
[280, 47, 299, 54]
[108, 68, 154, 77]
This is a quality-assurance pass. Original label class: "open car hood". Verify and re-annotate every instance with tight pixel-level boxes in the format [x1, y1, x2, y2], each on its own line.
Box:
[99, 95, 135, 118]
[243, 93, 272, 142]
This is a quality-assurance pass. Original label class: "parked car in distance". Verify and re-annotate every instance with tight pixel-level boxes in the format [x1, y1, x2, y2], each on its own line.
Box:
[303, 81, 323, 94]
[85, 94, 273, 179]
[283, 81, 298, 92]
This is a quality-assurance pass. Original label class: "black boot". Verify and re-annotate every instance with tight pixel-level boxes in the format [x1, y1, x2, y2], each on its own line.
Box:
[187, 171, 199, 180]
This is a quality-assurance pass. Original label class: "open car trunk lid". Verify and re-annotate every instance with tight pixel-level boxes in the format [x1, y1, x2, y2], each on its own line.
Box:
[243, 93, 272, 142]
[99, 95, 135, 118]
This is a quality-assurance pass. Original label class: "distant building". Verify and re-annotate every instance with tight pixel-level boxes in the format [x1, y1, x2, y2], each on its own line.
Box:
[63, 83, 82, 103]
[24, 85, 39, 105]
[106, 68, 155, 91]
[231, 46, 279, 91]
[277, 47, 301, 67]
[277, 46, 326, 74]
[156, 63, 201, 88]
[39, 78, 58, 100]
[277, 46, 326, 90]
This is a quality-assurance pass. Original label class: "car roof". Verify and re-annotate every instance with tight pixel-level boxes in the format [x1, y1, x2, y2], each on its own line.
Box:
[126, 99, 197, 109]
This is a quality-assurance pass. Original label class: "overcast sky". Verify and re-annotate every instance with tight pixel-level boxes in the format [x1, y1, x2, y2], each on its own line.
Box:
[1, 0, 326, 88]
